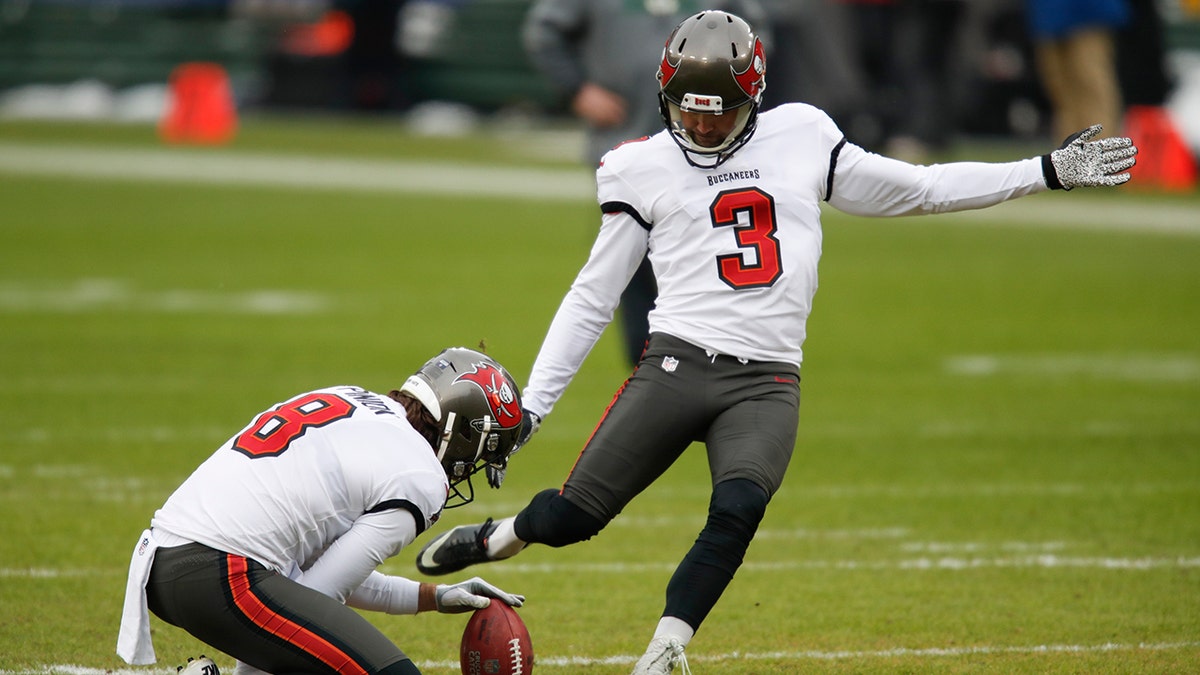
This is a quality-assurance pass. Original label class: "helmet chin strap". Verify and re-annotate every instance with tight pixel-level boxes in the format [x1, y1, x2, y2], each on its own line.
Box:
[442, 415, 498, 510]
[436, 411, 456, 462]
[474, 415, 493, 462]
[665, 102, 755, 168]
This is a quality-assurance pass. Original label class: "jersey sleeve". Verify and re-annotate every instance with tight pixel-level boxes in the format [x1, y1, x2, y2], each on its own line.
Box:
[827, 144, 1048, 216]
[346, 570, 423, 615]
[293, 508, 420, 603]
[368, 463, 448, 536]
[521, 208, 648, 418]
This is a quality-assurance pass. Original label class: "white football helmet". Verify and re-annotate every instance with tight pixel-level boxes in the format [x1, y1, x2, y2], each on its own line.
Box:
[657, 10, 766, 168]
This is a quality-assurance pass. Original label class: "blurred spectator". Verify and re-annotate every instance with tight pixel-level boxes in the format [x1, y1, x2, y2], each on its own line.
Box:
[951, 2, 1049, 140]
[758, 0, 865, 121]
[1024, 0, 1130, 140]
[828, 0, 969, 160]
[1115, 0, 1171, 109]
[887, 0, 969, 161]
[521, 0, 769, 368]
[341, 0, 412, 111]
[831, 0, 904, 151]
[1115, 0, 1197, 191]
[261, 1, 415, 112]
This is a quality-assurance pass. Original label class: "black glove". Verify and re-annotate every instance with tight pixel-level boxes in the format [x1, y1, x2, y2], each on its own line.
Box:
[485, 409, 541, 489]
[484, 460, 507, 490]
[513, 409, 541, 454]
[1042, 124, 1138, 190]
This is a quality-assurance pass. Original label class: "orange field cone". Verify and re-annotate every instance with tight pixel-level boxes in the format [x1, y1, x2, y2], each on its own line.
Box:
[159, 62, 238, 145]
[1122, 105, 1197, 192]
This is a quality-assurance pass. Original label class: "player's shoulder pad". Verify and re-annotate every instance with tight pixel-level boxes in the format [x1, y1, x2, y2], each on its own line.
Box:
[599, 130, 673, 173]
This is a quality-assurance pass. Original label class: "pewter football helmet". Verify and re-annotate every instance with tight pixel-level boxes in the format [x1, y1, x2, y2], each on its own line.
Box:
[657, 10, 766, 168]
[400, 347, 523, 506]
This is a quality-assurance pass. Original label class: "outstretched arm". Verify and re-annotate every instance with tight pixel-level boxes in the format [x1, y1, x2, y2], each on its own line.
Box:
[827, 125, 1137, 217]
[520, 212, 648, 419]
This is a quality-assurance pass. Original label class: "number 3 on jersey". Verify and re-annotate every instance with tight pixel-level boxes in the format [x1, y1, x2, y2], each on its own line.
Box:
[710, 187, 782, 289]
[233, 392, 355, 458]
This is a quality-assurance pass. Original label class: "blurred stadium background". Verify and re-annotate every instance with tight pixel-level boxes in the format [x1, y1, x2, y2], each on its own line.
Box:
[0, 0, 1199, 154]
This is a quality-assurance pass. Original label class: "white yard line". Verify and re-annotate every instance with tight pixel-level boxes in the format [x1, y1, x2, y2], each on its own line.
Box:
[7, 554, 1198, 581]
[0, 278, 330, 315]
[496, 555, 1200, 574]
[5, 640, 1197, 673]
[1, 141, 1197, 236]
[944, 352, 1200, 382]
[0, 142, 595, 202]
[950, 193, 1200, 236]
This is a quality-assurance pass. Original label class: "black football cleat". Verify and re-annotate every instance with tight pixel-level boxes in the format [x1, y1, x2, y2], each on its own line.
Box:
[416, 518, 498, 576]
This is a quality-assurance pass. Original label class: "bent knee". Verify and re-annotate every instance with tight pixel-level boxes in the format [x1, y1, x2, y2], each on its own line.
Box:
[514, 489, 606, 548]
[710, 478, 770, 530]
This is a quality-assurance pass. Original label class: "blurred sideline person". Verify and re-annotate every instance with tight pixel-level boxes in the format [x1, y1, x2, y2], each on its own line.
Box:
[118, 348, 527, 675]
[521, 0, 768, 368]
[884, 0, 970, 161]
[1025, 0, 1130, 140]
[757, 0, 864, 124]
[418, 11, 1137, 675]
[826, 0, 969, 160]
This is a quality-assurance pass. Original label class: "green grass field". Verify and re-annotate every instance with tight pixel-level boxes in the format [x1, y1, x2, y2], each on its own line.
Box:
[1, 117, 1197, 674]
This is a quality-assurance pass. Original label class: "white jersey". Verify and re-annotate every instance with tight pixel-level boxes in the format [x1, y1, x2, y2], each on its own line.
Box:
[522, 103, 1048, 417]
[151, 386, 447, 594]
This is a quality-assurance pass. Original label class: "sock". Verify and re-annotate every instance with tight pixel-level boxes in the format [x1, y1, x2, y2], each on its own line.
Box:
[652, 616, 695, 647]
[484, 516, 526, 560]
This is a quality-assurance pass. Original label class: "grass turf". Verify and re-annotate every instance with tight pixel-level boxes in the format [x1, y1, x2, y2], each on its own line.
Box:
[0, 118, 1197, 673]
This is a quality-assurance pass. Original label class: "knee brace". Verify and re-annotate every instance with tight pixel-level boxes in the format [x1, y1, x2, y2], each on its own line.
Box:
[513, 489, 606, 548]
[698, 478, 770, 560]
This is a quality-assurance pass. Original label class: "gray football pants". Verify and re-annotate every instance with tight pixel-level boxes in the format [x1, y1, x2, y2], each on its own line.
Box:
[563, 331, 800, 522]
[514, 333, 801, 628]
[147, 542, 419, 675]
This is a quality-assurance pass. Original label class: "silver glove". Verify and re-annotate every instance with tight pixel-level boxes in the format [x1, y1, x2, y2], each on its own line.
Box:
[1044, 124, 1138, 190]
[435, 576, 526, 614]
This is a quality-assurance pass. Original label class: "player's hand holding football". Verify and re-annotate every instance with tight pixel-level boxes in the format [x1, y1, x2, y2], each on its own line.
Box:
[434, 577, 525, 614]
[1043, 124, 1138, 190]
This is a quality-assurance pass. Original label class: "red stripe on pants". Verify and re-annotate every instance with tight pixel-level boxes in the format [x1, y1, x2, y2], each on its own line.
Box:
[224, 554, 368, 675]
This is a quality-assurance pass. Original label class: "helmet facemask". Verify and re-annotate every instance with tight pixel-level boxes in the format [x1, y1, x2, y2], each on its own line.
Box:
[660, 97, 758, 167]
[438, 410, 509, 508]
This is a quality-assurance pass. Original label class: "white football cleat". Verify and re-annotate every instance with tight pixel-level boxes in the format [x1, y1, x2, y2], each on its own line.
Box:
[177, 655, 219, 675]
[631, 637, 691, 675]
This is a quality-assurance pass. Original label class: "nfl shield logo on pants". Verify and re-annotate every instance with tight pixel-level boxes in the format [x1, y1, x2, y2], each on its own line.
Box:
[661, 356, 679, 372]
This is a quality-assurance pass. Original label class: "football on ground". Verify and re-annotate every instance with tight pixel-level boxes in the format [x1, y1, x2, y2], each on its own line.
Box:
[460, 601, 534, 675]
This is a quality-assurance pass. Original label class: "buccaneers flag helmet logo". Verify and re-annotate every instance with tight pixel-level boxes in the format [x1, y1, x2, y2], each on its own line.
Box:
[454, 362, 523, 429]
